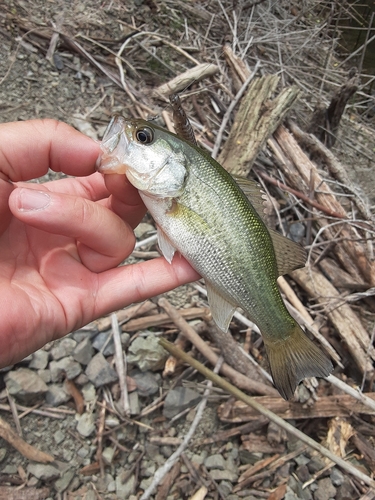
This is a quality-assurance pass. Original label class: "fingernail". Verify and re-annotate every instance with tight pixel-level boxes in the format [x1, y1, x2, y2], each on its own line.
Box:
[18, 188, 51, 211]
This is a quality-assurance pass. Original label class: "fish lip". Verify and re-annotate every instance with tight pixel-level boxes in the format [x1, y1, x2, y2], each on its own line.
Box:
[96, 115, 130, 173]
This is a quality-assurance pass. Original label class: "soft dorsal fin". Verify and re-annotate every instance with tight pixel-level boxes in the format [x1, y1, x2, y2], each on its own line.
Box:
[232, 175, 269, 224]
[268, 228, 307, 276]
[232, 175, 307, 276]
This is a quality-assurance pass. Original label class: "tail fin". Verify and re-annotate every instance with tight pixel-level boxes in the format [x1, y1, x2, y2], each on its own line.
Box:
[264, 325, 333, 400]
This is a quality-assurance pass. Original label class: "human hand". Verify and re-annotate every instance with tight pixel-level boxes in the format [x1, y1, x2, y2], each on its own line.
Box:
[0, 119, 199, 367]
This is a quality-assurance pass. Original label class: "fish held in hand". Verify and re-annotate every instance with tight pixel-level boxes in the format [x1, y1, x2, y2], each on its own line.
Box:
[97, 115, 333, 400]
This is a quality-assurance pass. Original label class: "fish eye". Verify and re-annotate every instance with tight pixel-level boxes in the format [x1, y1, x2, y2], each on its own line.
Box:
[135, 127, 154, 144]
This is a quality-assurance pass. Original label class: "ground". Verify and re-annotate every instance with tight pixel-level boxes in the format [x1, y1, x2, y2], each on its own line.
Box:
[1, 1, 375, 499]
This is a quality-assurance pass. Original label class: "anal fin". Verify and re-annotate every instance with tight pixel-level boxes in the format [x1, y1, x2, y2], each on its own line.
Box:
[206, 282, 237, 332]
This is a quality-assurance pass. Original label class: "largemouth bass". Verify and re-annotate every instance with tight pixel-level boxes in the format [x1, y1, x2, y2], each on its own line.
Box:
[97, 116, 333, 399]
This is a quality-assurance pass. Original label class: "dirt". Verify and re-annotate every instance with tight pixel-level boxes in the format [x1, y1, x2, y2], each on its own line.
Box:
[1, 1, 375, 499]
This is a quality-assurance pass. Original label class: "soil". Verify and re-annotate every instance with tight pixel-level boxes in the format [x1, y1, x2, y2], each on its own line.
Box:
[1, 1, 375, 499]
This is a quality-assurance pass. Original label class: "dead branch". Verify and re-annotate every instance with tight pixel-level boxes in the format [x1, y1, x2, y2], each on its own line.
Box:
[158, 297, 278, 397]
[218, 392, 375, 422]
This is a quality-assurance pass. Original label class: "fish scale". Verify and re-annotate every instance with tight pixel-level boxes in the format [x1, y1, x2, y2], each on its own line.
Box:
[98, 116, 333, 399]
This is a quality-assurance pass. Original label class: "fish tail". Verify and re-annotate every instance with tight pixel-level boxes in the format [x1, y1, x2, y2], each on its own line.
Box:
[264, 324, 333, 400]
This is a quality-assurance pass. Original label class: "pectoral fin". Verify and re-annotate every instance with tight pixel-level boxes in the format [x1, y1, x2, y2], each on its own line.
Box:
[157, 226, 176, 264]
[206, 282, 237, 332]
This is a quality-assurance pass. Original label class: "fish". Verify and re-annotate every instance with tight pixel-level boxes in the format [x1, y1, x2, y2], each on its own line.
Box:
[97, 115, 333, 399]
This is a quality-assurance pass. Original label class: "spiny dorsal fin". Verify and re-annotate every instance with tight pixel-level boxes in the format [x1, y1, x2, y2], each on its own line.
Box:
[269, 228, 307, 276]
[232, 175, 269, 224]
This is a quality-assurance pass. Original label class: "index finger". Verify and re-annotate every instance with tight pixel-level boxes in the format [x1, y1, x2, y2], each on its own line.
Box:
[0, 119, 100, 182]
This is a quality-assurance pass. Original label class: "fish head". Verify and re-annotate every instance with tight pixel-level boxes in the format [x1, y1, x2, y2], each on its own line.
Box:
[97, 116, 187, 198]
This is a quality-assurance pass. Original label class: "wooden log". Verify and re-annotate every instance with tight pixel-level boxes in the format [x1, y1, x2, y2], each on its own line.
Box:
[218, 75, 299, 176]
[291, 266, 375, 375]
[218, 392, 375, 422]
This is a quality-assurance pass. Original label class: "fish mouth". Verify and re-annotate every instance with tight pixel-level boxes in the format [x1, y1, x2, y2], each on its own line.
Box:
[96, 115, 130, 174]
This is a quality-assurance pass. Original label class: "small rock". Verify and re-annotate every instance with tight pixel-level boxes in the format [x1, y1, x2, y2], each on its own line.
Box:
[307, 456, 326, 474]
[296, 464, 310, 483]
[0, 448, 7, 462]
[330, 468, 344, 486]
[37, 369, 51, 384]
[131, 370, 160, 396]
[5, 368, 48, 404]
[82, 382, 96, 402]
[2, 465, 17, 474]
[314, 477, 336, 500]
[218, 481, 233, 497]
[102, 447, 115, 465]
[294, 454, 310, 466]
[85, 353, 118, 387]
[51, 338, 77, 360]
[116, 471, 136, 499]
[163, 387, 201, 419]
[92, 331, 115, 356]
[28, 463, 60, 481]
[77, 412, 96, 437]
[74, 373, 89, 385]
[45, 384, 71, 407]
[205, 454, 226, 470]
[49, 357, 82, 382]
[73, 337, 94, 365]
[29, 350, 49, 370]
[55, 468, 75, 492]
[121, 333, 130, 347]
[128, 335, 168, 371]
[54, 430, 65, 445]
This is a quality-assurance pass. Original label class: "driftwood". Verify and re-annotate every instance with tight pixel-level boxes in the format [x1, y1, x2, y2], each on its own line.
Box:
[308, 70, 359, 148]
[291, 267, 375, 375]
[218, 74, 299, 176]
[154, 63, 219, 97]
[218, 393, 375, 422]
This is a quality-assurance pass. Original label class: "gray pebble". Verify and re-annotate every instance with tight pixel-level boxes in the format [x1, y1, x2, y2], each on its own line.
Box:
[45, 384, 71, 407]
[37, 369, 51, 384]
[28, 463, 60, 481]
[49, 357, 82, 382]
[5, 368, 48, 404]
[0, 448, 7, 462]
[314, 477, 336, 500]
[163, 387, 201, 419]
[50, 338, 77, 360]
[218, 481, 233, 497]
[77, 412, 96, 437]
[131, 370, 160, 396]
[54, 430, 65, 445]
[204, 454, 226, 470]
[330, 468, 344, 486]
[85, 353, 118, 387]
[73, 337, 94, 365]
[55, 468, 75, 492]
[116, 471, 136, 499]
[128, 335, 168, 371]
[92, 331, 115, 356]
[29, 350, 49, 370]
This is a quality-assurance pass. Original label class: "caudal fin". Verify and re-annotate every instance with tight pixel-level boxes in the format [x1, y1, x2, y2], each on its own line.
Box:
[264, 325, 333, 400]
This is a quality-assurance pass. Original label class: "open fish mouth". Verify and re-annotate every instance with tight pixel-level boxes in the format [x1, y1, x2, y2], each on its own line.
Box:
[96, 115, 130, 173]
